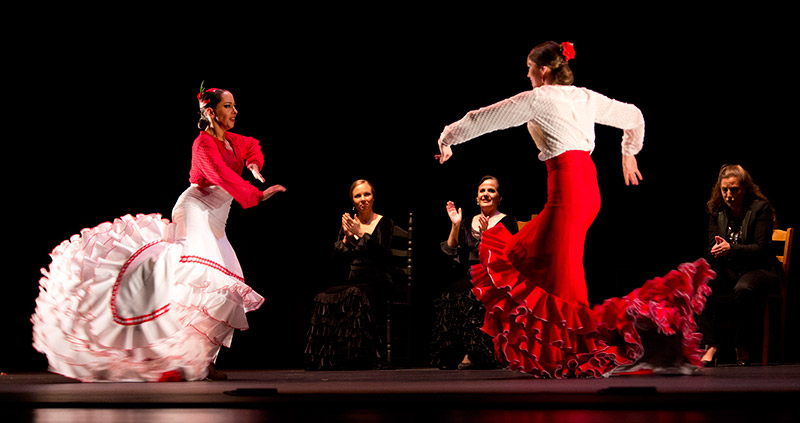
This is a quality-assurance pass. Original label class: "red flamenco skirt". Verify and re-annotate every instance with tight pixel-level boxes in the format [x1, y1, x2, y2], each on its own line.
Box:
[471, 151, 714, 378]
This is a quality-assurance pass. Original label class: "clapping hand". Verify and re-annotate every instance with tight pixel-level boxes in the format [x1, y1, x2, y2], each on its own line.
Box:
[477, 214, 489, 233]
[446, 201, 462, 226]
[342, 213, 364, 238]
[710, 236, 730, 258]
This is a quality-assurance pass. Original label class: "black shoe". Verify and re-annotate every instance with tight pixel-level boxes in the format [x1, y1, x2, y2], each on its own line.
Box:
[457, 361, 474, 370]
[701, 346, 718, 367]
[735, 348, 751, 366]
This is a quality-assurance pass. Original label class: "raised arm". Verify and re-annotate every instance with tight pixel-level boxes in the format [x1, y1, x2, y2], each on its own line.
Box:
[435, 92, 537, 163]
[445, 201, 463, 248]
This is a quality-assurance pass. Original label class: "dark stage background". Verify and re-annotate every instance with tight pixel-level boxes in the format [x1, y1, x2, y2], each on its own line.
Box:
[4, 13, 796, 372]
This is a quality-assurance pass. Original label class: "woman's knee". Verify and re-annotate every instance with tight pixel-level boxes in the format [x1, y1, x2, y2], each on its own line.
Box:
[733, 269, 775, 300]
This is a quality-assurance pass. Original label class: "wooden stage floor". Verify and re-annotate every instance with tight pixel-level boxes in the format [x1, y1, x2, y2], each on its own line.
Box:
[2, 364, 799, 422]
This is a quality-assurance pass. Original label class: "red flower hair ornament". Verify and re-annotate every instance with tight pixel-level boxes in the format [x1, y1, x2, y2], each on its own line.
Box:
[561, 42, 576, 62]
[197, 80, 220, 108]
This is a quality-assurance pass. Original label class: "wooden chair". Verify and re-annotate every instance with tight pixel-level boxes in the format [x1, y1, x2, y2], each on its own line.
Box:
[385, 212, 413, 368]
[762, 227, 793, 365]
[517, 214, 538, 231]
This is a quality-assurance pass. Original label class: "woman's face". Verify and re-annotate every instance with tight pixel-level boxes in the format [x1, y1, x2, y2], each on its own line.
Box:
[527, 59, 547, 88]
[477, 179, 500, 211]
[209, 91, 238, 132]
[352, 183, 374, 214]
[721, 176, 745, 211]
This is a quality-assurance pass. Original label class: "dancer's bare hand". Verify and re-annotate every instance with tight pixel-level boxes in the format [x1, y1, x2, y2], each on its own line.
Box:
[248, 163, 266, 183]
[622, 155, 643, 186]
[435, 138, 453, 164]
[445, 201, 462, 226]
[261, 184, 286, 202]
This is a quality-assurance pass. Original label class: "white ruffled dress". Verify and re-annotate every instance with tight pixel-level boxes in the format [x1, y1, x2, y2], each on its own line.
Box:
[32, 185, 264, 382]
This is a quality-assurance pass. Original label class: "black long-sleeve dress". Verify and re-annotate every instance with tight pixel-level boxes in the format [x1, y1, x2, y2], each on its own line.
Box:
[305, 217, 394, 370]
[430, 214, 518, 369]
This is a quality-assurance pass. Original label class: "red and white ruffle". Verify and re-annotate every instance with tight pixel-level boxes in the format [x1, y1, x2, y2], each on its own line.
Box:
[32, 212, 264, 382]
[471, 224, 714, 378]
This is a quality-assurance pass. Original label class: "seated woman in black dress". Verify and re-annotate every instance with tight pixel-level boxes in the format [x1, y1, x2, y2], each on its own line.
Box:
[305, 179, 394, 370]
[699, 164, 780, 366]
[431, 175, 518, 369]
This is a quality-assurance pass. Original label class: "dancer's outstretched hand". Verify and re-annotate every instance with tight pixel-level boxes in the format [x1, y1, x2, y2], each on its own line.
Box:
[248, 163, 266, 183]
[622, 155, 643, 186]
[261, 184, 286, 202]
[435, 138, 452, 164]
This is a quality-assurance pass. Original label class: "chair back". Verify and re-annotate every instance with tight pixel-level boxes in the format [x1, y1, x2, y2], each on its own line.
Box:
[390, 213, 412, 303]
[762, 227, 793, 365]
[385, 213, 413, 367]
[773, 227, 793, 282]
[517, 214, 538, 231]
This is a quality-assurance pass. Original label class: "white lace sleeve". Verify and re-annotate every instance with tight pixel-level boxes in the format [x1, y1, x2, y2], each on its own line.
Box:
[439, 87, 645, 158]
[439, 92, 535, 147]
[591, 91, 645, 156]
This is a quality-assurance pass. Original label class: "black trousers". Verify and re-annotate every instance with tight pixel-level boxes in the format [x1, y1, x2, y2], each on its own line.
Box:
[699, 266, 777, 349]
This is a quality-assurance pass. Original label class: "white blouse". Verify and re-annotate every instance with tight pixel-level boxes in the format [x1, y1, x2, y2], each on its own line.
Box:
[439, 85, 644, 161]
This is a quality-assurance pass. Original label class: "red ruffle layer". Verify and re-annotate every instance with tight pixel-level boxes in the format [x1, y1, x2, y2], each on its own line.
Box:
[471, 225, 714, 378]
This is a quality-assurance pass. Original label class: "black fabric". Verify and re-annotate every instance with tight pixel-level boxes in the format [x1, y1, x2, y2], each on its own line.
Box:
[700, 199, 780, 351]
[430, 290, 500, 369]
[305, 216, 394, 370]
[304, 286, 380, 370]
[430, 216, 518, 369]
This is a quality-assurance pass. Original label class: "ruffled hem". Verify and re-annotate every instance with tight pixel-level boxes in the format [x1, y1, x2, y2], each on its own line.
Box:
[470, 225, 714, 379]
[429, 290, 500, 369]
[31, 213, 264, 382]
[304, 286, 380, 370]
[593, 259, 714, 371]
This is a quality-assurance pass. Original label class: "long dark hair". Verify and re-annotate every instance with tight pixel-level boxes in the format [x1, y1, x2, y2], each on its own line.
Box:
[706, 164, 775, 224]
[528, 41, 574, 85]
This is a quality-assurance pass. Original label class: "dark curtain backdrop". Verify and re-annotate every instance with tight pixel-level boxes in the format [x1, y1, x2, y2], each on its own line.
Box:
[5, 11, 795, 371]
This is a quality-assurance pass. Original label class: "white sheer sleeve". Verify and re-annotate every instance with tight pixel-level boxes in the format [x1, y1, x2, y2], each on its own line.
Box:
[439, 92, 536, 147]
[591, 92, 645, 156]
[438, 87, 645, 158]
